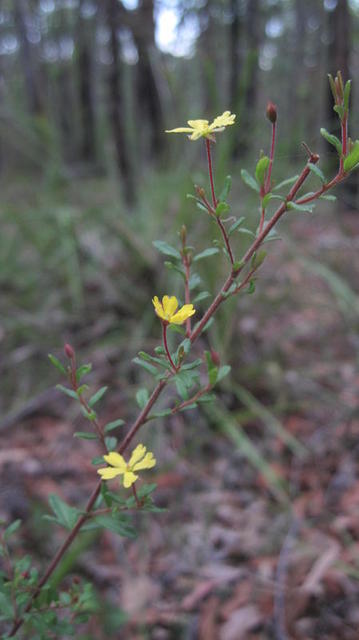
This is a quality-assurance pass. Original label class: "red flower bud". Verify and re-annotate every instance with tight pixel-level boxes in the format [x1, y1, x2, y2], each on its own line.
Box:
[266, 101, 277, 124]
[64, 343, 75, 359]
[210, 349, 220, 367]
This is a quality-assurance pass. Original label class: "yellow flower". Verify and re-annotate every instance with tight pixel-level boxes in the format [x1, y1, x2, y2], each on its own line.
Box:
[152, 295, 195, 325]
[166, 111, 236, 141]
[98, 444, 156, 488]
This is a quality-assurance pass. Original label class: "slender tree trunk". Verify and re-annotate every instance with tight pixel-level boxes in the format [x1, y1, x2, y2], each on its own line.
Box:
[233, 0, 260, 157]
[13, 0, 44, 116]
[105, 0, 135, 205]
[77, 0, 97, 163]
[229, 0, 242, 113]
[133, 0, 164, 161]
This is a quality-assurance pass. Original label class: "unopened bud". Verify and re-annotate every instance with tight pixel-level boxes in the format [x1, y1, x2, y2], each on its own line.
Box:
[266, 101, 277, 124]
[64, 343, 75, 359]
[210, 349, 220, 367]
[180, 225, 187, 246]
[195, 185, 206, 199]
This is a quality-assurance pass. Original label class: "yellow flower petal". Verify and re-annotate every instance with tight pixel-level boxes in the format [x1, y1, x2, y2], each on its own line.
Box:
[210, 111, 236, 129]
[129, 444, 146, 467]
[152, 296, 166, 321]
[133, 452, 156, 472]
[123, 471, 138, 488]
[165, 127, 194, 134]
[162, 295, 178, 317]
[187, 119, 209, 129]
[103, 452, 127, 471]
[170, 304, 196, 325]
[98, 467, 123, 480]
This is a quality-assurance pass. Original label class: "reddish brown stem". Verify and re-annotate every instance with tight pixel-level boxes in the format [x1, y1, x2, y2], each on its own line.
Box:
[69, 352, 106, 449]
[162, 322, 177, 373]
[206, 138, 217, 208]
[182, 252, 192, 337]
[265, 122, 276, 194]
[132, 484, 141, 508]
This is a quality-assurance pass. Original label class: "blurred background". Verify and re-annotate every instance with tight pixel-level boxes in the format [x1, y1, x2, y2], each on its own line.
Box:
[1, 1, 359, 638]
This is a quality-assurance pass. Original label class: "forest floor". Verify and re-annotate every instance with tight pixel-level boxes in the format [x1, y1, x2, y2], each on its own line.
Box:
[1, 200, 359, 639]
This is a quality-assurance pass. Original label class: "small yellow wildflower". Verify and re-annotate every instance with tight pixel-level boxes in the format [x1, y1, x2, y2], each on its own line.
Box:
[98, 444, 156, 489]
[166, 111, 236, 141]
[152, 295, 195, 325]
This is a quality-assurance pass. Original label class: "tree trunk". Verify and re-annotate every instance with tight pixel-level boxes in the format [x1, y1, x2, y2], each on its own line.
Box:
[13, 0, 44, 116]
[105, 0, 135, 205]
[76, 0, 97, 164]
[233, 0, 260, 157]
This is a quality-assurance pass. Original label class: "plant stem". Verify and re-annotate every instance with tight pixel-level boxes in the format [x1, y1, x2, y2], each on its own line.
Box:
[162, 322, 177, 373]
[265, 121, 276, 194]
[205, 138, 217, 208]
[182, 252, 192, 337]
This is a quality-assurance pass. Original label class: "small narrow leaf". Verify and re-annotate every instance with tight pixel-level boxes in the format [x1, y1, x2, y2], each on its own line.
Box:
[308, 163, 326, 184]
[48, 354, 66, 375]
[241, 169, 260, 193]
[255, 155, 270, 186]
[105, 436, 117, 451]
[343, 140, 359, 172]
[228, 216, 246, 235]
[133, 358, 158, 375]
[56, 385, 78, 401]
[273, 175, 299, 192]
[215, 202, 230, 217]
[89, 386, 108, 408]
[193, 247, 220, 261]
[218, 175, 232, 202]
[153, 240, 181, 260]
[136, 388, 149, 409]
[287, 201, 315, 213]
[320, 128, 342, 154]
[74, 431, 98, 440]
[104, 419, 125, 433]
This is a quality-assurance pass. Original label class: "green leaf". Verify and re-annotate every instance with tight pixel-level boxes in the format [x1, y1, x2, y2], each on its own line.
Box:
[133, 357, 158, 375]
[181, 358, 202, 370]
[205, 351, 218, 386]
[48, 354, 66, 375]
[89, 386, 108, 408]
[104, 419, 125, 433]
[91, 456, 104, 465]
[136, 388, 149, 409]
[74, 431, 98, 440]
[4, 519, 21, 541]
[215, 202, 230, 217]
[255, 155, 270, 186]
[138, 351, 169, 368]
[218, 175, 232, 202]
[241, 169, 260, 193]
[189, 273, 201, 290]
[47, 495, 80, 530]
[192, 291, 211, 304]
[76, 363, 92, 382]
[147, 409, 172, 420]
[273, 175, 299, 192]
[261, 192, 272, 209]
[105, 436, 117, 451]
[320, 128, 342, 154]
[193, 247, 220, 261]
[343, 140, 359, 172]
[94, 514, 137, 539]
[251, 250, 267, 270]
[237, 227, 255, 237]
[319, 194, 337, 201]
[308, 163, 326, 184]
[217, 365, 231, 383]
[287, 201, 315, 213]
[228, 216, 246, 235]
[153, 240, 181, 260]
[81, 406, 97, 421]
[164, 261, 186, 279]
[344, 79, 351, 110]
[175, 376, 189, 400]
[56, 384, 78, 401]
[333, 104, 345, 120]
[246, 280, 256, 294]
